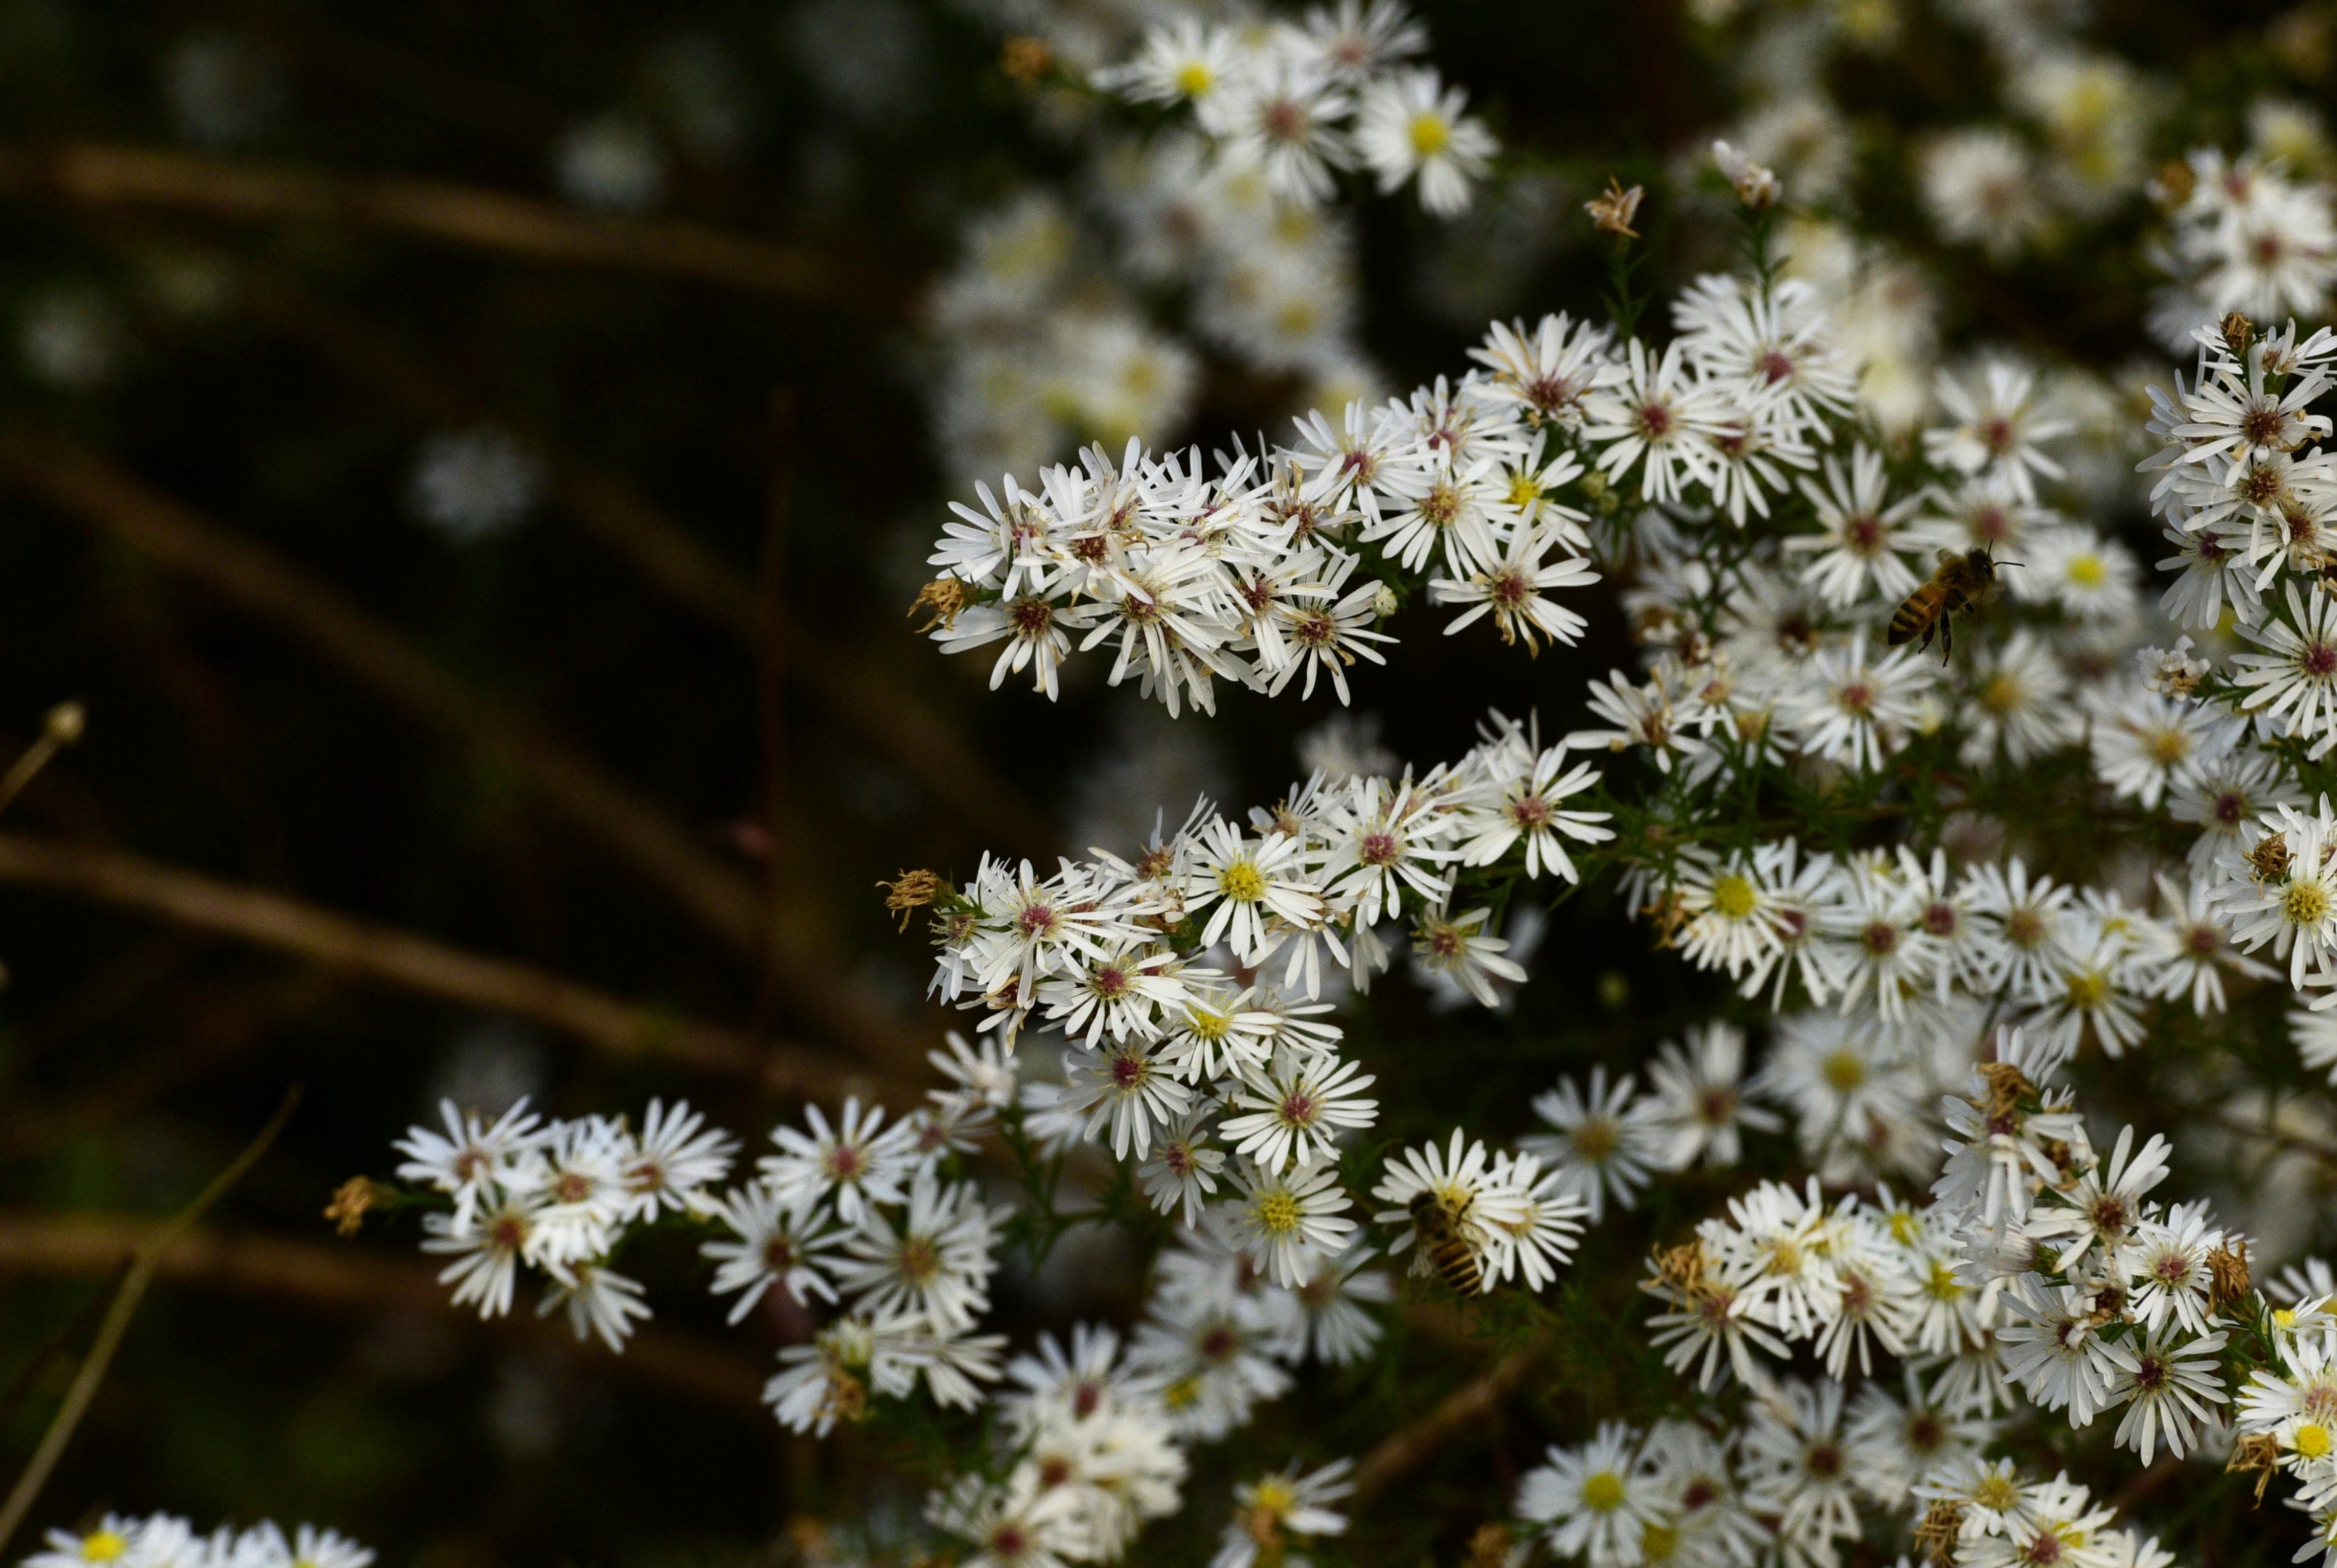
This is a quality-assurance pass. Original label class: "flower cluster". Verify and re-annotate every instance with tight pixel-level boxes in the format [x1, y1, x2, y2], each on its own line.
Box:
[23, 1518, 370, 1568]
[2153, 151, 2337, 351]
[921, 1326, 1189, 1568]
[1098, 6, 1495, 216]
[392, 1095, 736, 1349]
[923, 255, 1880, 714]
[1518, 1418, 2175, 1568]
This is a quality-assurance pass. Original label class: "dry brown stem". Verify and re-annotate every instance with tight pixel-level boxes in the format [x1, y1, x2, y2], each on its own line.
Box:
[0, 1210, 766, 1414]
[0, 830, 862, 1098]
[0, 142, 876, 306]
[0, 429, 914, 1065]
[1349, 1331, 1551, 1500]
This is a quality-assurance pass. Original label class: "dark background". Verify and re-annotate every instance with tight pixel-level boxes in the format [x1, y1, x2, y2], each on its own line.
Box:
[0, 2, 2317, 1565]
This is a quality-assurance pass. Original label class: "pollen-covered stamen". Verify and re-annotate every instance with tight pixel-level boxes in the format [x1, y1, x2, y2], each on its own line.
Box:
[1636, 400, 1675, 439]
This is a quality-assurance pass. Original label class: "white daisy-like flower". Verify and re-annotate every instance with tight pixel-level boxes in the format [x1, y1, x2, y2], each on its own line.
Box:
[1643, 1020, 1783, 1170]
[1351, 67, 1496, 215]
[1408, 902, 1528, 1007]
[1520, 1066, 1658, 1222]
[1219, 1048, 1379, 1171]
[1782, 444, 1925, 608]
[1581, 338, 1732, 506]
[2233, 584, 2337, 759]
[1517, 1423, 1661, 1565]
[1778, 631, 1934, 773]
[1224, 1155, 1357, 1289]
[1922, 357, 2072, 502]
[762, 1096, 918, 1226]
[1454, 740, 1613, 881]
[701, 1179, 844, 1323]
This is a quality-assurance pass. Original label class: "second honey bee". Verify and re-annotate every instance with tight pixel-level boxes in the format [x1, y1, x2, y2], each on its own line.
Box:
[1409, 1188, 1483, 1298]
[1888, 545, 2018, 661]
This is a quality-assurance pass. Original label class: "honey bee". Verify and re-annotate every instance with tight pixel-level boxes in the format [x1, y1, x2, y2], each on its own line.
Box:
[1887, 546, 2020, 661]
[1409, 1189, 1483, 1298]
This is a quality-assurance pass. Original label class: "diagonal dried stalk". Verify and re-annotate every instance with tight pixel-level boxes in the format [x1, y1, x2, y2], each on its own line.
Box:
[0, 1088, 300, 1556]
[1348, 1331, 1551, 1502]
[0, 429, 913, 1067]
[0, 1210, 768, 1416]
[0, 143, 886, 306]
[0, 830, 870, 1098]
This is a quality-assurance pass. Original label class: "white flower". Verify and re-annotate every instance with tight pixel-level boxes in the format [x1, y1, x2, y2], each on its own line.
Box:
[393, 1096, 543, 1231]
[1782, 444, 1924, 608]
[702, 1180, 844, 1323]
[1779, 630, 1934, 773]
[1408, 902, 1527, 1007]
[1061, 1039, 1192, 1159]
[1467, 312, 1620, 429]
[1581, 339, 1732, 506]
[833, 1172, 1001, 1333]
[1198, 56, 1355, 208]
[1520, 1066, 1657, 1222]
[1220, 1048, 1379, 1171]
[2219, 798, 2337, 984]
[1455, 740, 1612, 882]
[538, 1257, 653, 1352]
[1517, 1423, 1659, 1565]
[2234, 584, 2337, 758]
[1429, 524, 1599, 653]
[1185, 817, 1326, 963]
[1138, 1105, 1231, 1226]
[1352, 68, 1495, 215]
[1224, 1154, 1358, 1288]
[1211, 1458, 1353, 1568]
[1920, 129, 2048, 263]
[421, 1189, 545, 1318]
[1642, 1021, 1782, 1169]
[762, 1096, 917, 1226]
[618, 1098, 738, 1220]
[1923, 358, 2071, 502]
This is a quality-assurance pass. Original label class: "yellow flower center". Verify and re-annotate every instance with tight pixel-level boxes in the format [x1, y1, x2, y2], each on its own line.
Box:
[1175, 62, 1214, 97]
[1506, 470, 1543, 509]
[1641, 1523, 1679, 1561]
[1186, 1008, 1231, 1041]
[81, 1535, 128, 1565]
[1583, 1471, 1626, 1513]
[1711, 874, 1758, 919]
[2064, 970, 2108, 1008]
[2298, 1422, 2333, 1458]
[1220, 861, 1268, 903]
[1408, 112, 1451, 157]
[2066, 554, 2106, 587]
[1822, 1050, 1866, 1092]
[1255, 1190, 1302, 1234]
[2288, 881, 2331, 926]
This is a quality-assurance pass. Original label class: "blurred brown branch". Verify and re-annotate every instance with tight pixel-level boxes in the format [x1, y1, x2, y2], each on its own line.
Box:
[0, 1211, 767, 1416]
[240, 283, 1056, 856]
[0, 143, 884, 306]
[1350, 1331, 1551, 1502]
[0, 428, 920, 1069]
[0, 829, 868, 1099]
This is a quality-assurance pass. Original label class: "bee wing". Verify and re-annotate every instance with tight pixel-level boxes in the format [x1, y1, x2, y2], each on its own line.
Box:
[1936, 549, 1959, 569]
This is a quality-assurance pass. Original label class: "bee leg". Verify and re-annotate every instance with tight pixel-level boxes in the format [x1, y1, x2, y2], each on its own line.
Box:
[1939, 614, 1954, 663]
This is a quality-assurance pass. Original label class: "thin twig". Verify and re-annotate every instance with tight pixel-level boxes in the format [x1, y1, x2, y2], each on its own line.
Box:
[0, 143, 889, 307]
[0, 830, 869, 1098]
[0, 1087, 300, 1556]
[1350, 1331, 1552, 1501]
[0, 703, 83, 817]
[0, 1210, 766, 1415]
[0, 429, 915, 1066]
